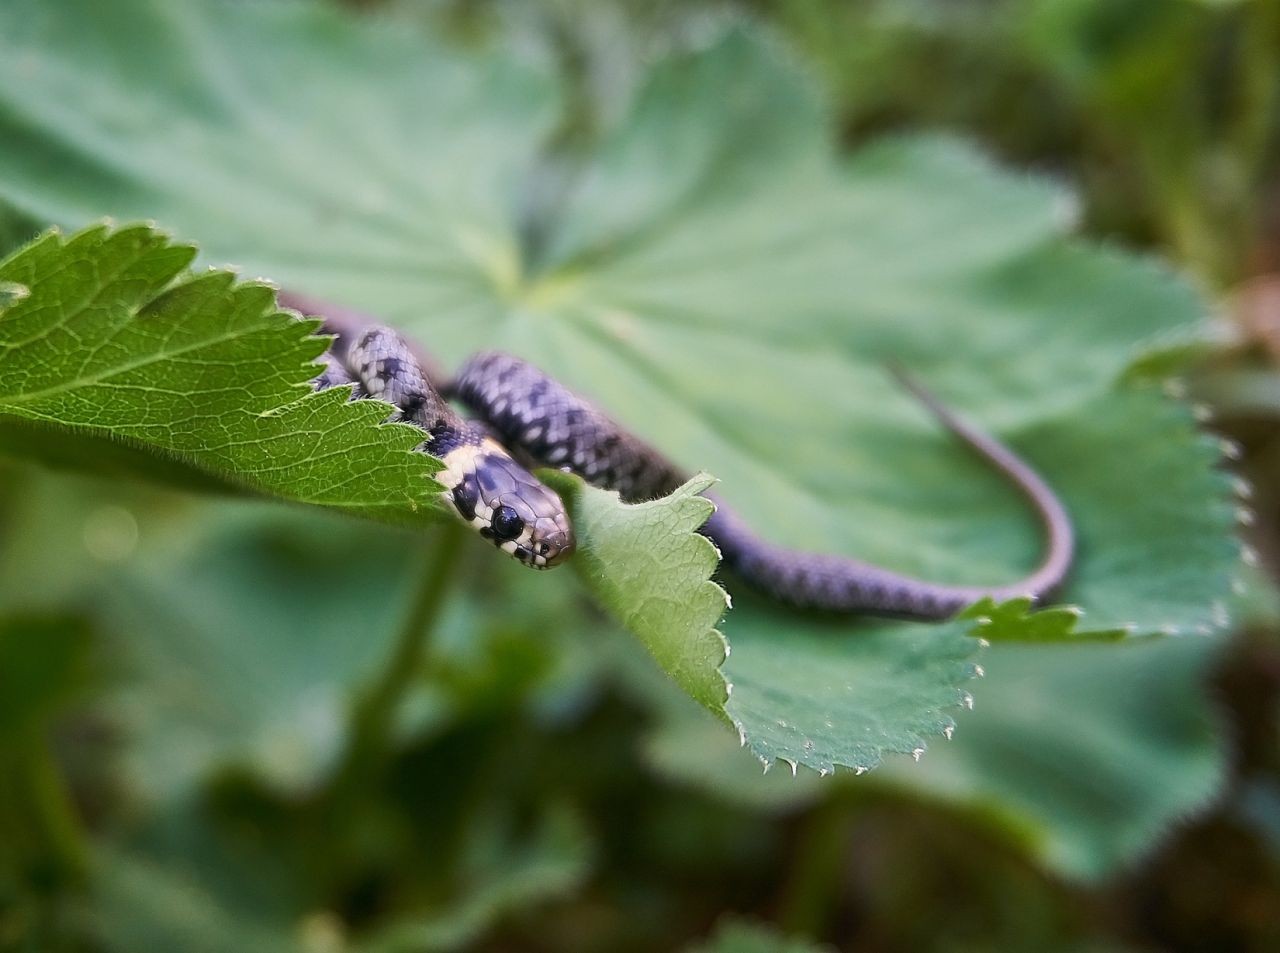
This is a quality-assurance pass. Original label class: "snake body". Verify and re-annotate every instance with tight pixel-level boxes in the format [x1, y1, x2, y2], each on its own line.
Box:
[451, 352, 1073, 620]
[285, 292, 1073, 620]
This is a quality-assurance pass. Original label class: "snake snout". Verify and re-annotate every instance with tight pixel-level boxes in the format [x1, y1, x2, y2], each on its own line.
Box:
[531, 518, 575, 569]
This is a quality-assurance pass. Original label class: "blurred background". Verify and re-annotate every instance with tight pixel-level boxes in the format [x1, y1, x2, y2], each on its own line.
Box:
[2, 0, 1280, 951]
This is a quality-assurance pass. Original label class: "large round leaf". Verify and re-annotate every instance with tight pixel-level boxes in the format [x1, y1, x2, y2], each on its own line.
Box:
[0, 0, 1238, 783]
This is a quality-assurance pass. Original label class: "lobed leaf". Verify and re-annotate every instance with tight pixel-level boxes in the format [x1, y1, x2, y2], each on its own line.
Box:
[0, 224, 448, 526]
[883, 632, 1229, 879]
[0, 0, 1239, 804]
[547, 471, 729, 716]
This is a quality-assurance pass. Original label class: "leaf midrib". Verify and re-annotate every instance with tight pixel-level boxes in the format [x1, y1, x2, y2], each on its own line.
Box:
[0, 315, 292, 408]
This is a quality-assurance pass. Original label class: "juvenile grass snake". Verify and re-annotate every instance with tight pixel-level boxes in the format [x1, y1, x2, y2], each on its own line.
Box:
[282, 292, 1074, 621]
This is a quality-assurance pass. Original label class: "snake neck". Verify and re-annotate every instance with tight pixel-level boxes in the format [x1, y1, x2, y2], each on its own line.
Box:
[451, 351, 684, 501]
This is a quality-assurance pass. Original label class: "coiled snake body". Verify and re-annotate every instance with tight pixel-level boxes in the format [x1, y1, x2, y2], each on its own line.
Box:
[284, 292, 1073, 621]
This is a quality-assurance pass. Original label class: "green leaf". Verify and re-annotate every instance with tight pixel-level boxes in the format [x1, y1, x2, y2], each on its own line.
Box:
[639, 385, 1235, 877]
[0, 0, 555, 323]
[0, 467, 602, 946]
[0, 0, 1239, 787]
[86, 846, 297, 953]
[360, 806, 591, 953]
[722, 601, 978, 774]
[0, 463, 596, 808]
[99, 495, 604, 801]
[102, 502, 427, 800]
[882, 632, 1229, 880]
[0, 225, 448, 526]
[641, 677, 825, 811]
[548, 471, 729, 715]
[86, 802, 591, 953]
[643, 629, 1228, 880]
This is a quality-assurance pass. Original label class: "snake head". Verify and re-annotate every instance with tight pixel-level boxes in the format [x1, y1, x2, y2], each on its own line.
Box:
[444, 438, 574, 569]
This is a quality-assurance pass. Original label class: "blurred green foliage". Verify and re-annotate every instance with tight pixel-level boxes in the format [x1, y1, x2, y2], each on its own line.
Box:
[0, 1, 1278, 952]
[757, 0, 1280, 288]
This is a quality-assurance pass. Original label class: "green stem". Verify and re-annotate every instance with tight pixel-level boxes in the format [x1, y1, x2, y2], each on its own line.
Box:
[777, 794, 857, 939]
[0, 733, 88, 890]
[323, 522, 466, 816]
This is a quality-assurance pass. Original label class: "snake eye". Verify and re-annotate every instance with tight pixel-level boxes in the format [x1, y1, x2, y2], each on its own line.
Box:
[491, 505, 524, 542]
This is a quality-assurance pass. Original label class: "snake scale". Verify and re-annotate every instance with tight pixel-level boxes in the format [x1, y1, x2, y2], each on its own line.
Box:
[282, 292, 1074, 621]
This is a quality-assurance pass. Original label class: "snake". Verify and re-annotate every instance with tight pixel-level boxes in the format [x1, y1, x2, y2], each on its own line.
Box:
[281, 292, 1074, 621]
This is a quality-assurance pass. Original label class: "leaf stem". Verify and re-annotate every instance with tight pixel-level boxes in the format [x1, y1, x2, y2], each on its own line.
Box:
[322, 521, 466, 817]
[777, 795, 855, 939]
[0, 732, 89, 889]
